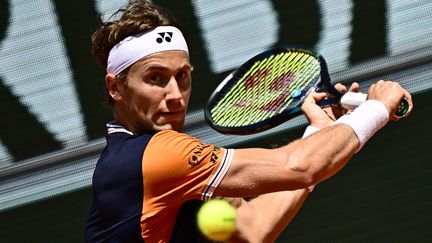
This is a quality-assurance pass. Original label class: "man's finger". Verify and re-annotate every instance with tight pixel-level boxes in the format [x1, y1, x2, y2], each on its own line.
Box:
[348, 82, 360, 92]
[311, 92, 328, 103]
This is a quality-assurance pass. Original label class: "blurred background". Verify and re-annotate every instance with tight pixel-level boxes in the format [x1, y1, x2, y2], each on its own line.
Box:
[0, 0, 431, 242]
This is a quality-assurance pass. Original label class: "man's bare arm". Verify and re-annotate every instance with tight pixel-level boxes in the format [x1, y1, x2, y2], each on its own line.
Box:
[215, 123, 358, 197]
[225, 189, 310, 243]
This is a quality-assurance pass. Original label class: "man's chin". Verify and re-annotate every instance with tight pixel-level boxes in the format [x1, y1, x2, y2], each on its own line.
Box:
[155, 121, 184, 132]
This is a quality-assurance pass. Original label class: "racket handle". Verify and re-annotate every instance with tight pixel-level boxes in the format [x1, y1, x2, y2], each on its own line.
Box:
[340, 92, 409, 118]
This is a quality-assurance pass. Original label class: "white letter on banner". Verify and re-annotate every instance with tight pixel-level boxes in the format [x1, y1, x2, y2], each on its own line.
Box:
[315, 0, 353, 73]
[192, 0, 279, 73]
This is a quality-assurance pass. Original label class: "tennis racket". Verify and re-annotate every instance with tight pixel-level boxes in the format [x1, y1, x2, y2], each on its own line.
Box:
[204, 46, 409, 135]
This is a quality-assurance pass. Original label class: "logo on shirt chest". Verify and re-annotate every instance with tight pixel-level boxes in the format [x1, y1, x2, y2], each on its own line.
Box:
[210, 148, 219, 164]
[188, 144, 220, 166]
[189, 144, 205, 166]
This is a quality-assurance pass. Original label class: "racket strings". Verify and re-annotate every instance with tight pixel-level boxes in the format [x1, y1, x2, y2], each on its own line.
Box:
[216, 52, 297, 124]
[237, 53, 317, 126]
[247, 53, 310, 124]
[212, 52, 312, 127]
[211, 54, 283, 125]
[213, 53, 292, 126]
[229, 53, 295, 126]
[275, 56, 321, 112]
[210, 51, 321, 127]
[260, 54, 319, 115]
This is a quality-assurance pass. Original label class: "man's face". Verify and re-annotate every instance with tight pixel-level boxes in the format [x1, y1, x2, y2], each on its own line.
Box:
[116, 50, 192, 133]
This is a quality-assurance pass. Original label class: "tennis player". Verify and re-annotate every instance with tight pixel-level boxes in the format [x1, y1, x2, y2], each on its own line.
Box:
[85, 1, 413, 242]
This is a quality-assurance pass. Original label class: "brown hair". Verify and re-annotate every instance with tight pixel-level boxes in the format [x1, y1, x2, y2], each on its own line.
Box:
[91, 0, 181, 105]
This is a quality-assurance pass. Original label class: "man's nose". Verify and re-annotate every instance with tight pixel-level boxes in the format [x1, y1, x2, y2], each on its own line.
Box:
[165, 77, 183, 102]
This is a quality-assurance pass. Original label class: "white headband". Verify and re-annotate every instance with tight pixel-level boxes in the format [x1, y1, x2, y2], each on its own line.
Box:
[106, 26, 189, 75]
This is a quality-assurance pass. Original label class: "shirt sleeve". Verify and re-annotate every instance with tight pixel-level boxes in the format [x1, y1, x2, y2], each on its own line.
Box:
[142, 130, 233, 205]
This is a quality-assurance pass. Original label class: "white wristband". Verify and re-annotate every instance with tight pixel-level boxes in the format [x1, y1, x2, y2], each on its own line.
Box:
[335, 100, 389, 151]
[302, 125, 320, 138]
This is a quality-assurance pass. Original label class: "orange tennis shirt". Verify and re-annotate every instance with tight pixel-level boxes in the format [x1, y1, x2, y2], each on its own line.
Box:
[85, 123, 233, 242]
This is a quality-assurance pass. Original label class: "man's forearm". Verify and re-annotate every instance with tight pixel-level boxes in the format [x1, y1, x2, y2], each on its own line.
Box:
[230, 189, 310, 243]
[283, 99, 390, 185]
[280, 123, 359, 186]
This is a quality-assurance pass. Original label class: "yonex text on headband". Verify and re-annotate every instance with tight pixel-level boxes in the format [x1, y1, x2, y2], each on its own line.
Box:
[107, 26, 189, 75]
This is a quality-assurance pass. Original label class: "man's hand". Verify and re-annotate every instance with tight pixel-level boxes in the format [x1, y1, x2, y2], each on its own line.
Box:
[367, 80, 413, 120]
[301, 82, 360, 129]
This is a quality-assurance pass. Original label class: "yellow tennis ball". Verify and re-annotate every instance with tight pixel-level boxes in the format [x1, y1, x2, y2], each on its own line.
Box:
[197, 199, 236, 241]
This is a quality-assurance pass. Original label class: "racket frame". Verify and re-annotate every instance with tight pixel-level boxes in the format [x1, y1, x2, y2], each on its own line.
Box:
[205, 46, 340, 135]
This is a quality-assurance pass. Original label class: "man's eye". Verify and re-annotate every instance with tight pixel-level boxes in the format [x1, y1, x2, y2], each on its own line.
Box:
[176, 71, 186, 80]
[148, 75, 163, 84]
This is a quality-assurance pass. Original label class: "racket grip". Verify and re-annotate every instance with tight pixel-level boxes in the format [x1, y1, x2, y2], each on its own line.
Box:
[340, 92, 409, 118]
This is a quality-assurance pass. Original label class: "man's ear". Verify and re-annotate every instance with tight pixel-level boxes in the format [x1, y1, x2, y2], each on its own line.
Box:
[105, 73, 123, 102]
